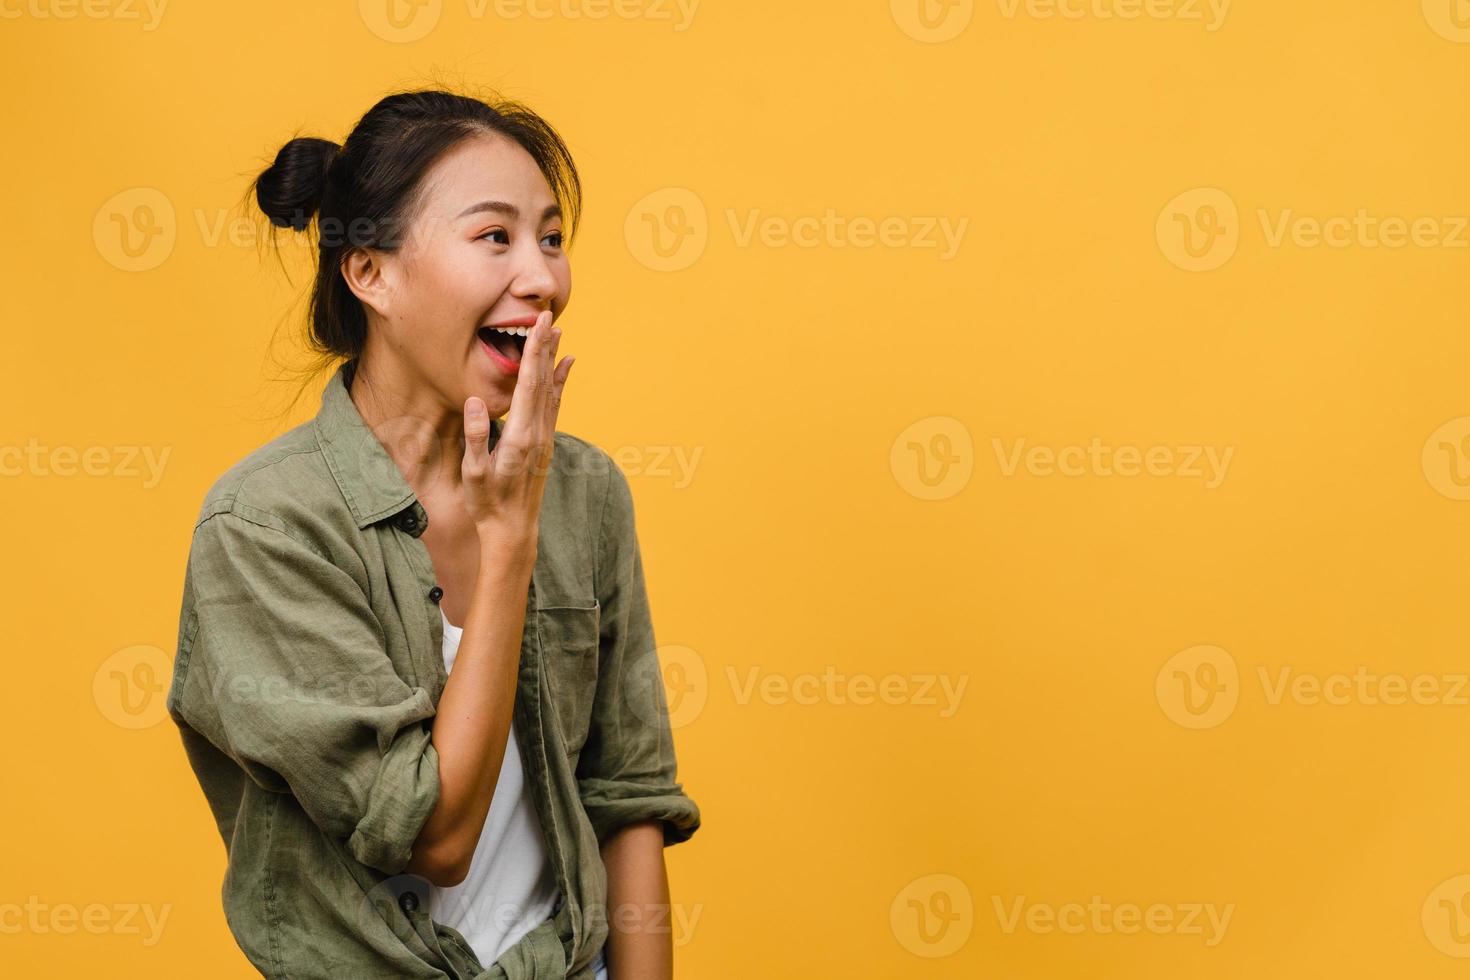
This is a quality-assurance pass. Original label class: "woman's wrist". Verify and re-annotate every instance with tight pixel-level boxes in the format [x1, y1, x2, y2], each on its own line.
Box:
[476, 520, 538, 570]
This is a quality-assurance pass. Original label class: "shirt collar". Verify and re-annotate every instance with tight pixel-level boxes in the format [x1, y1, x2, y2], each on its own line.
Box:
[313, 358, 500, 532]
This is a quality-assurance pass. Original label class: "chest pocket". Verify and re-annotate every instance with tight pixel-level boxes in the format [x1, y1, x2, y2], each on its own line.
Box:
[536, 600, 601, 759]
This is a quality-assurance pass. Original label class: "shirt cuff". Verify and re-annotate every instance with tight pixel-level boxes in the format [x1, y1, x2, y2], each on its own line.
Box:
[577, 777, 701, 846]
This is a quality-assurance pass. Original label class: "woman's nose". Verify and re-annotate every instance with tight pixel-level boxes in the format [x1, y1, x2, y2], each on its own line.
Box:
[508, 246, 559, 300]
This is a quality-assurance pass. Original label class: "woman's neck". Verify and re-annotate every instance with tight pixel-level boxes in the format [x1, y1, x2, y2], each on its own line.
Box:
[347, 356, 466, 496]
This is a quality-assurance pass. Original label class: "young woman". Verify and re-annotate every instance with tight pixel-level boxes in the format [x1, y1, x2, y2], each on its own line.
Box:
[166, 89, 701, 980]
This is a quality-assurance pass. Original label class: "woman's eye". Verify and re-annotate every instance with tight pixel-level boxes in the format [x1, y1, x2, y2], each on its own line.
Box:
[478, 229, 562, 248]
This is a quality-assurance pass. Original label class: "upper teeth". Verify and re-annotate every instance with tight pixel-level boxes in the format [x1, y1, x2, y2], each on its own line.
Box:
[488, 325, 530, 337]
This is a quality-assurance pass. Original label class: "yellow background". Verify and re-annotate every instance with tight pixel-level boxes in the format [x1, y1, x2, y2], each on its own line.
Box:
[5, 0, 1470, 976]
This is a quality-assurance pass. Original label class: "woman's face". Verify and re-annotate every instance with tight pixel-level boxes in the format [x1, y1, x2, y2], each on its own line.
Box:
[348, 132, 571, 418]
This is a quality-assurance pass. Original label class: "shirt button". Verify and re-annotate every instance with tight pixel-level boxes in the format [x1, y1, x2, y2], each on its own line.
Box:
[398, 891, 419, 914]
[428, 586, 444, 603]
[397, 511, 419, 532]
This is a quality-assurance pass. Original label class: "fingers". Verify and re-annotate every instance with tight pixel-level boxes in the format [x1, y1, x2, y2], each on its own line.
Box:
[462, 395, 490, 474]
[504, 311, 563, 443]
[536, 311, 561, 395]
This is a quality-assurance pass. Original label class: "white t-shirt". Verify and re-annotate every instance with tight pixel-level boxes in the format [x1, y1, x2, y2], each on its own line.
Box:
[429, 608, 607, 977]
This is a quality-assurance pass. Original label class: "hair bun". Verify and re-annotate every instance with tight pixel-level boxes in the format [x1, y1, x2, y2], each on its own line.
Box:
[255, 136, 339, 232]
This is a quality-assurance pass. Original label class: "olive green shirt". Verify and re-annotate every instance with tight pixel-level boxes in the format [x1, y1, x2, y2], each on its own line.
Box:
[166, 359, 701, 979]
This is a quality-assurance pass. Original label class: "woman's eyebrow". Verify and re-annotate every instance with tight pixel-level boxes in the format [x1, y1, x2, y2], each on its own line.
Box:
[455, 200, 562, 223]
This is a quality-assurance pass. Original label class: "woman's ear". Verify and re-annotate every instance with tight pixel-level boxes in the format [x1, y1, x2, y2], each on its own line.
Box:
[341, 247, 391, 320]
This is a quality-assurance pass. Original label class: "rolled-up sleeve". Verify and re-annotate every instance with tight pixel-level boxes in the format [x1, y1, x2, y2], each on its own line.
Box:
[177, 509, 440, 875]
[575, 456, 702, 847]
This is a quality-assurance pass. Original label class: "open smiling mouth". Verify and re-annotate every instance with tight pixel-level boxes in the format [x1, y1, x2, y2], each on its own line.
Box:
[477, 325, 529, 366]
